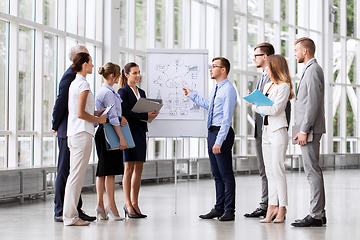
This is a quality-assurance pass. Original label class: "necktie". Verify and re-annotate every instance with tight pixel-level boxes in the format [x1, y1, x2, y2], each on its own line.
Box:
[207, 85, 218, 129]
[258, 73, 266, 92]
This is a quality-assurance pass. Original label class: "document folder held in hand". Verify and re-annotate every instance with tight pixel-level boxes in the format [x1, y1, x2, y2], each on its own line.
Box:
[292, 125, 313, 145]
[131, 98, 163, 123]
[243, 89, 274, 117]
[103, 122, 135, 150]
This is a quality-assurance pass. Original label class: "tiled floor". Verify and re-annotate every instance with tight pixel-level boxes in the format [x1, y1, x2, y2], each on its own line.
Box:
[1, 169, 360, 240]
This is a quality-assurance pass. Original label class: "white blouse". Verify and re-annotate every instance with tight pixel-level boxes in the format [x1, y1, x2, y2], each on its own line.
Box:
[67, 74, 95, 137]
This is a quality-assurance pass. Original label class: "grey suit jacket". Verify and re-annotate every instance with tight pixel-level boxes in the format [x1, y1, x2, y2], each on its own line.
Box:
[295, 59, 326, 135]
[254, 75, 271, 138]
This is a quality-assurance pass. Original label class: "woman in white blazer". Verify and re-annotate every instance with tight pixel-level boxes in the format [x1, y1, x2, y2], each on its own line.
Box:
[247, 54, 294, 223]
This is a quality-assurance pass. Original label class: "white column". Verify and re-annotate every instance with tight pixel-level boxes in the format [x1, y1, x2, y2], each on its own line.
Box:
[220, 0, 234, 63]
[166, 138, 173, 159]
[103, 0, 120, 63]
[147, 138, 155, 160]
[33, 23, 44, 166]
[8, 1, 19, 168]
[323, 0, 334, 154]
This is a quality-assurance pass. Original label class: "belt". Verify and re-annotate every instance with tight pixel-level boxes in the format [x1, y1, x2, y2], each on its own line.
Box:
[208, 126, 221, 132]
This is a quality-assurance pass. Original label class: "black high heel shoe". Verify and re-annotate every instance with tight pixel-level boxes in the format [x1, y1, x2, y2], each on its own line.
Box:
[133, 207, 147, 218]
[123, 204, 140, 218]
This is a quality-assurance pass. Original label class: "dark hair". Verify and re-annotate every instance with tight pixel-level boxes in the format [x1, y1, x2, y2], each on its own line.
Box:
[98, 62, 121, 80]
[119, 62, 139, 88]
[212, 57, 231, 75]
[295, 37, 316, 56]
[254, 42, 275, 56]
[71, 52, 90, 73]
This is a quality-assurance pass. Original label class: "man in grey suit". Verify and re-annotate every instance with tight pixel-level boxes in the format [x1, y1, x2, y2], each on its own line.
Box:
[245, 43, 291, 218]
[291, 37, 326, 227]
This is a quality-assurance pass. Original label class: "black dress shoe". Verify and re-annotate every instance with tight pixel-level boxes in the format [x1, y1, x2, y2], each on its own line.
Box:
[219, 210, 235, 221]
[199, 208, 224, 219]
[54, 215, 63, 222]
[291, 215, 323, 227]
[78, 210, 96, 222]
[294, 215, 327, 225]
[244, 207, 267, 218]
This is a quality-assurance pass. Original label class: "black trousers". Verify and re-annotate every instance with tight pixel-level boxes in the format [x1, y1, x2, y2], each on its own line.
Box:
[54, 137, 82, 217]
[207, 127, 236, 212]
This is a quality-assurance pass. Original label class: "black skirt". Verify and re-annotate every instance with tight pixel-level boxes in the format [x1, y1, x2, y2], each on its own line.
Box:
[95, 124, 124, 177]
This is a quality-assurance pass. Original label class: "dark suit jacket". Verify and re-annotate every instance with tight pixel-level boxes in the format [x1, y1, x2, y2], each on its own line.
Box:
[51, 66, 76, 138]
[118, 84, 148, 133]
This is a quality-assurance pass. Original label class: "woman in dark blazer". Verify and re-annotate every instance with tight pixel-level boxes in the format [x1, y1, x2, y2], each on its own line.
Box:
[118, 62, 159, 218]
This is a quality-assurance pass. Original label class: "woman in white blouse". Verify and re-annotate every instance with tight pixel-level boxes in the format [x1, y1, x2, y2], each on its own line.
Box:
[63, 52, 107, 226]
[247, 54, 294, 223]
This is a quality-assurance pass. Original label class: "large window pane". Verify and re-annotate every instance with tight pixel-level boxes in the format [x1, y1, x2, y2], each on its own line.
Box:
[43, 137, 55, 165]
[281, 0, 289, 23]
[44, 0, 57, 28]
[265, 22, 275, 44]
[234, 0, 242, 12]
[19, 0, 34, 21]
[333, 0, 340, 34]
[174, 0, 182, 48]
[233, 15, 242, 69]
[248, 0, 258, 16]
[135, 55, 146, 89]
[136, 0, 147, 51]
[18, 136, 32, 167]
[0, 135, 6, 168]
[281, 26, 289, 58]
[0, 20, 8, 131]
[347, 39, 357, 84]
[86, 0, 96, 39]
[0, 0, 8, 13]
[265, 0, 274, 19]
[18, 26, 34, 131]
[191, 1, 201, 49]
[347, 0, 356, 37]
[248, 18, 259, 72]
[119, 0, 127, 47]
[333, 38, 341, 83]
[346, 95, 355, 137]
[296, 0, 307, 28]
[43, 33, 57, 132]
[65, 38, 77, 67]
[66, 0, 78, 35]
[155, 0, 166, 48]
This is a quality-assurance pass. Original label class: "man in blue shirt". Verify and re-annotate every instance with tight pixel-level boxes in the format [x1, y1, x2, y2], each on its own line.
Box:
[183, 57, 237, 221]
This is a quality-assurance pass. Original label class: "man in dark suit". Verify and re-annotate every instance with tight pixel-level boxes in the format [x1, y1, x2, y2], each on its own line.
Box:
[244, 43, 291, 218]
[291, 37, 326, 227]
[51, 45, 96, 222]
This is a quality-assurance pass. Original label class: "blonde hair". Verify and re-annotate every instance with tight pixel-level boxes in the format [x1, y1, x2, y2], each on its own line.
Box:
[98, 62, 121, 80]
[266, 55, 295, 101]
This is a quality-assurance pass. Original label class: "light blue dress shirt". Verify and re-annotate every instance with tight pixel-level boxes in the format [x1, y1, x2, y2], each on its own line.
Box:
[189, 78, 237, 146]
[96, 83, 123, 126]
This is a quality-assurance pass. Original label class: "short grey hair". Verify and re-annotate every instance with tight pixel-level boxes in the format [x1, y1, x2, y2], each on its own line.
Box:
[68, 45, 88, 62]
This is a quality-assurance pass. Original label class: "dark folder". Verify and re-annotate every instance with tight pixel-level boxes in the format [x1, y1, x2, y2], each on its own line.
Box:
[103, 122, 135, 150]
[292, 125, 313, 145]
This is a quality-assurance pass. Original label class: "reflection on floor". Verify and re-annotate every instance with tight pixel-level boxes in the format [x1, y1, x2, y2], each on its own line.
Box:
[0, 169, 360, 240]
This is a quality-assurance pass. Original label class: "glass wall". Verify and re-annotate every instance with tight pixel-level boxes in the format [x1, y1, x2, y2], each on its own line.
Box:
[0, 0, 103, 168]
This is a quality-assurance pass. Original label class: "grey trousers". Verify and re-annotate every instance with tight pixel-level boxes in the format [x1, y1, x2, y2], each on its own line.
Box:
[255, 136, 268, 210]
[300, 134, 326, 219]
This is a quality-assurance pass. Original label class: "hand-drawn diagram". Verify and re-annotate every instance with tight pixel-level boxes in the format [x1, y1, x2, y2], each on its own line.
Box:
[147, 53, 206, 120]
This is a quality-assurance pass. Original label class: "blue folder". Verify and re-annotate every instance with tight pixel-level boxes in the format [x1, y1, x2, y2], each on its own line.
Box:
[243, 89, 274, 117]
[103, 122, 135, 150]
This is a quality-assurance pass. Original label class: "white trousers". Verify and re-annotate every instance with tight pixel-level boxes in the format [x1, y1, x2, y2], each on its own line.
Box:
[63, 132, 93, 226]
[262, 126, 288, 206]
